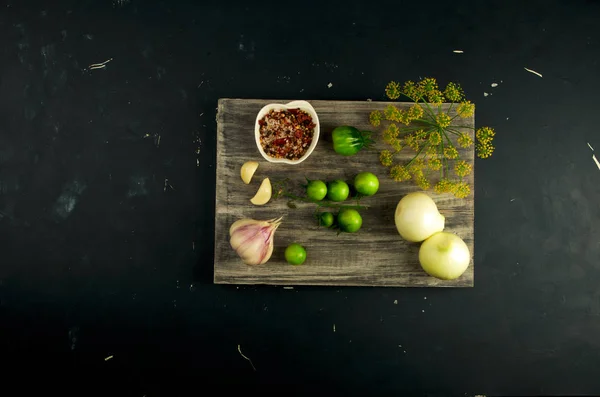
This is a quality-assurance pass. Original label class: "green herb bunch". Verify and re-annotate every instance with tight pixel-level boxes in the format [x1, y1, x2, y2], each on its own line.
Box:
[369, 77, 495, 198]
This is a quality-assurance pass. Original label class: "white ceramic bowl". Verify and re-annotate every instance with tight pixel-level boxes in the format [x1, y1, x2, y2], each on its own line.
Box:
[254, 100, 320, 165]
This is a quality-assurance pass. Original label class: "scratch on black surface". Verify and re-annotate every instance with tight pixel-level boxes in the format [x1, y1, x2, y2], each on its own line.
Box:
[53, 180, 87, 220]
[40, 44, 56, 68]
[156, 66, 166, 80]
[0, 209, 14, 221]
[237, 345, 256, 371]
[113, 0, 130, 7]
[68, 327, 79, 350]
[0, 174, 20, 194]
[15, 23, 30, 65]
[163, 178, 174, 192]
[127, 176, 148, 197]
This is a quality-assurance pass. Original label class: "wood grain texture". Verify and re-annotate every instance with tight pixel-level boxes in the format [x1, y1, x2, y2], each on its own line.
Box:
[214, 99, 474, 287]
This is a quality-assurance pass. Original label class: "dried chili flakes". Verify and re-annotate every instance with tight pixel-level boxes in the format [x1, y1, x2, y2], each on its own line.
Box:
[258, 108, 315, 160]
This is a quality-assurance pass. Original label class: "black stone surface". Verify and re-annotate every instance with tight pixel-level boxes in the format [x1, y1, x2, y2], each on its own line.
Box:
[1, 0, 599, 395]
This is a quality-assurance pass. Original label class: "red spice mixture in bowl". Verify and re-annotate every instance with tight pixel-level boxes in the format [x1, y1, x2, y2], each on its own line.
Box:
[254, 101, 320, 164]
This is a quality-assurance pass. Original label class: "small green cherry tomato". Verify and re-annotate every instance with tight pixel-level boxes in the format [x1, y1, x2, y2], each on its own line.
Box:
[319, 212, 335, 227]
[337, 209, 363, 233]
[354, 172, 380, 196]
[327, 180, 350, 202]
[306, 180, 327, 201]
[285, 243, 307, 265]
[331, 126, 374, 156]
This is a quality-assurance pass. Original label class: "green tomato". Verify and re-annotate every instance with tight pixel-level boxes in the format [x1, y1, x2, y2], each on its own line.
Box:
[354, 172, 380, 196]
[306, 180, 327, 201]
[319, 212, 334, 227]
[327, 180, 349, 202]
[285, 243, 307, 265]
[332, 126, 374, 156]
[337, 209, 363, 233]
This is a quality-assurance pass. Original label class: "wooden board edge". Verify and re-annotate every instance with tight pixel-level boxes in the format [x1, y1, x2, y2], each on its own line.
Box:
[213, 276, 474, 287]
[213, 99, 226, 284]
[471, 111, 476, 288]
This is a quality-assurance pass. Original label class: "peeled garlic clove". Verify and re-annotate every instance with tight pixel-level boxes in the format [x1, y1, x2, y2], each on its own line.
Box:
[250, 178, 272, 205]
[229, 217, 282, 265]
[240, 161, 259, 184]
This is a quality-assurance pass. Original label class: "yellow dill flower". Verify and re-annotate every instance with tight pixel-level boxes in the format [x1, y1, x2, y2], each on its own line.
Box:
[379, 150, 394, 167]
[411, 168, 424, 178]
[444, 82, 464, 102]
[405, 133, 416, 148]
[387, 123, 400, 138]
[383, 123, 400, 144]
[369, 110, 382, 127]
[415, 173, 431, 190]
[428, 131, 442, 145]
[415, 129, 427, 140]
[385, 81, 401, 100]
[419, 77, 438, 93]
[457, 133, 473, 148]
[456, 101, 475, 118]
[390, 138, 403, 152]
[390, 165, 411, 182]
[476, 141, 495, 158]
[407, 104, 424, 120]
[427, 89, 445, 105]
[436, 112, 452, 128]
[384, 104, 402, 122]
[476, 126, 496, 143]
[398, 109, 413, 125]
[453, 181, 471, 198]
[443, 146, 459, 159]
[428, 158, 442, 171]
[454, 160, 472, 177]
[426, 145, 439, 157]
[401, 80, 420, 101]
[434, 178, 453, 194]
[409, 158, 425, 174]
[405, 134, 420, 152]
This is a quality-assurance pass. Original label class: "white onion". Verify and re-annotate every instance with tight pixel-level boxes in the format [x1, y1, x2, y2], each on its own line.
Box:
[394, 192, 445, 242]
[419, 232, 470, 280]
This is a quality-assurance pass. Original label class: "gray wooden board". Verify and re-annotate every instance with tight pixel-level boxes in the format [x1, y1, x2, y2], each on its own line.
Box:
[214, 99, 474, 287]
